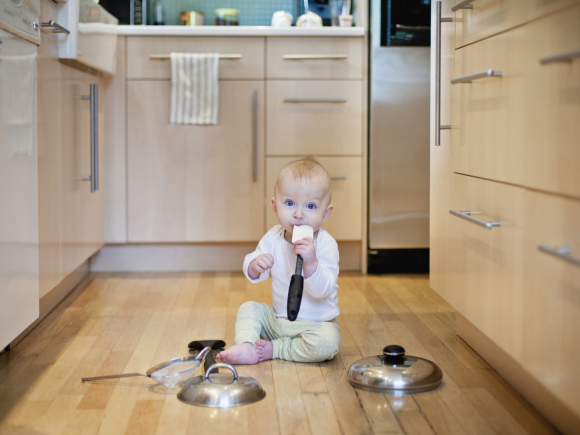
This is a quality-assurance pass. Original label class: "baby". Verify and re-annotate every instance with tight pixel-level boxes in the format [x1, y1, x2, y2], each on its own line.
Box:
[216, 156, 341, 364]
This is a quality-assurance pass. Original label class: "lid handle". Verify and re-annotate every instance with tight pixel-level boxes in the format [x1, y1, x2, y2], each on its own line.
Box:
[204, 363, 238, 382]
[383, 345, 405, 361]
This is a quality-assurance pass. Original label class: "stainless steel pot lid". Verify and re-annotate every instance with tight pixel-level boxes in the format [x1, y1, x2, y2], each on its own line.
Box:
[348, 345, 442, 394]
[178, 363, 266, 408]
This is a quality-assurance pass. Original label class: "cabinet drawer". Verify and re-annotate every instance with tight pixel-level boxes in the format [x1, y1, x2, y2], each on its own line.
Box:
[126, 37, 265, 79]
[448, 174, 524, 354]
[266, 81, 363, 156]
[266, 37, 364, 79]
[453, 5, 580, 196]
[521, 5, 580, 198]
[266, 157, 362, 241]
[451, 26, 526, 185]
[522, 189, 580, 417]
[453, 0, 529, 48]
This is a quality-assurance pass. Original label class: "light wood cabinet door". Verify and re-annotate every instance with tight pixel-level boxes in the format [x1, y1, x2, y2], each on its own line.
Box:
[38, 0, 61, 297]
[451, 26, 526, 186]
[266, 157, 362, 241]
[523, 189, 580, 419]
[266, 80, 363, 156]
[448, 174, 525, 354]
[266, 37, 364, 79]
[60, 66, 104, 279]
[127, 80, 265, 242]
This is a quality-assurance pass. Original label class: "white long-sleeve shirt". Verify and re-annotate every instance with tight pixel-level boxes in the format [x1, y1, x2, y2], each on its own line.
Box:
[243, 225, 340, 322]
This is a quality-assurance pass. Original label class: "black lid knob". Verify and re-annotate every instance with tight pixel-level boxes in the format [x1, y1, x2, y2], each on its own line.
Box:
[383, 345, 405, 358]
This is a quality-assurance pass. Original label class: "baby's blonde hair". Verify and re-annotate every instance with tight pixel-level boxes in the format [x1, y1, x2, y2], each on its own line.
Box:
[275, 156, 332, 202]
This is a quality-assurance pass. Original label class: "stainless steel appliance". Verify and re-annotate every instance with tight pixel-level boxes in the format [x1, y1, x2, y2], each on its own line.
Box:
[368, 0, 431, 273]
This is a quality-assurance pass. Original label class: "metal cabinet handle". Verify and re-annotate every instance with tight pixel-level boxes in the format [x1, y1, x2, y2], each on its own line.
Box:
[540, 49, 580, 65]
[81, 84, 99, 193]
[538, 245, 580, 267]
[330, 176, 347, 180]
[436, 2, 452, 146]
[41, 20, 70, 34]
[252, 90, 258, 183]
[149, 54, 242, 60]
[451, 69, 502, 84]
[449, 209, 500, 229]
[451, 0, 475, 11]
[283, 99, 347, 103]
[283, 55, 347, 60]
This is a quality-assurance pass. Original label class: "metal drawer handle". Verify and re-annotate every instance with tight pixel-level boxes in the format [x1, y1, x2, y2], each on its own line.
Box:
[252, 90, 258, 183]
[41, 20, 70, 34]
[449, 209, 500, 229]
[81, 84, 99, 193]
[283, 99, 347, 103]
[540, 49, 580, 65]
[330, 176, 347, 180]
[283, 55, 348, 60]
[451, 69, 502, 84]
[451, 0, 475, 11]
[538, 245, 580, 267]
[149, 54, 242, 60]
[436, 1, 452, 146]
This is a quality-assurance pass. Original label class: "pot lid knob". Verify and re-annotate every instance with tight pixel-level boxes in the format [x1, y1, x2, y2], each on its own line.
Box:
[383, 345, 405, 358]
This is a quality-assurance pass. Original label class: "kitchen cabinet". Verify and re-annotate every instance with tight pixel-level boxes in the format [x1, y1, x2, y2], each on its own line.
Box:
[431, 1, 580, 432]
[127, 80, 265, 242]
[60, 64, 104, 278]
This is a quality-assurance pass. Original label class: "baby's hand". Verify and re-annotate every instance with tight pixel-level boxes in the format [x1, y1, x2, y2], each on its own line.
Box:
[293, 237, 317, 277]
[249, 253, 274, 279]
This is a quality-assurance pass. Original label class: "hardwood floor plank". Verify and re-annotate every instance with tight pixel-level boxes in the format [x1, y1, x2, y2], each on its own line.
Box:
[61, 409, 105, 435]
[77, 351, 133, 410]
[271, 360, 311, 435]
[469, 368, 559, 435]
[396, 410, 437, 435]
[28, 336, 97, 401]
[296, 363, 327, 394]
[244, 361, 280, 435]
[124, 399, 164, 435]
[321, 356, 372, 435]
[34, 394, 83, 435]
[462, 387, 529, 435]
[303, 392, 342, 435]
[414, 391, 466, 435]
[354, 390, 404, 435]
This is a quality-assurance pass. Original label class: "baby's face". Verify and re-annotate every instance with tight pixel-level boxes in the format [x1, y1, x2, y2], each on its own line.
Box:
[271, 176, 333, 237]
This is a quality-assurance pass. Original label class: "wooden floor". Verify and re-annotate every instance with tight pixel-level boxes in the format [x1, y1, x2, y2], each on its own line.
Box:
[0, 273, 560, 435]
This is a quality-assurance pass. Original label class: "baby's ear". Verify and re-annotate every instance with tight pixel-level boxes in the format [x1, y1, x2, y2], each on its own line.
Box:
[322, 204, 334, 222]
[270, 198, 277, 214]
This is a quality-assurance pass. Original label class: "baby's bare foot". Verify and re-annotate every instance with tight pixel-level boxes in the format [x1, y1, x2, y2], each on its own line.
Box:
[255, 339, 274, 361]
[216, 343, 259, 365]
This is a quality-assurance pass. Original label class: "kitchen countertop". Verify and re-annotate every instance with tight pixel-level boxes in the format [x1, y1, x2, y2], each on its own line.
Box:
[116, 25, 365, 37]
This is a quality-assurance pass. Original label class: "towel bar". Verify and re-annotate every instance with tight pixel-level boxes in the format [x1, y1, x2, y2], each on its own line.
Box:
[150, 54, 242, 60]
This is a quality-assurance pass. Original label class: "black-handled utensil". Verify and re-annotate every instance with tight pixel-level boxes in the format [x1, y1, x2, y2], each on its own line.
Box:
[188, 339, 226, 374]
[287, 255, 304, 321]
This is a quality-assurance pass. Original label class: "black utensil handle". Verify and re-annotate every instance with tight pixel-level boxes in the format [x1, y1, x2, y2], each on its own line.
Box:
[187, 339, 226, 374]
[287, 274, 304, 321]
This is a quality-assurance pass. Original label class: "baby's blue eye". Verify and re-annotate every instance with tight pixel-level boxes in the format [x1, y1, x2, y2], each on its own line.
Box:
[307, 204, 316, 209]
[285, 200, 294, 206]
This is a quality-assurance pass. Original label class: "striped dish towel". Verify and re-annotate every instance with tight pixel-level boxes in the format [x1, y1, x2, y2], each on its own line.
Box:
[170, 53, 219, 125]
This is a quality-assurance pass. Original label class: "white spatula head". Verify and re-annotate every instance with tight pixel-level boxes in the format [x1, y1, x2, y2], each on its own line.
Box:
[292, 225, 314, 243]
